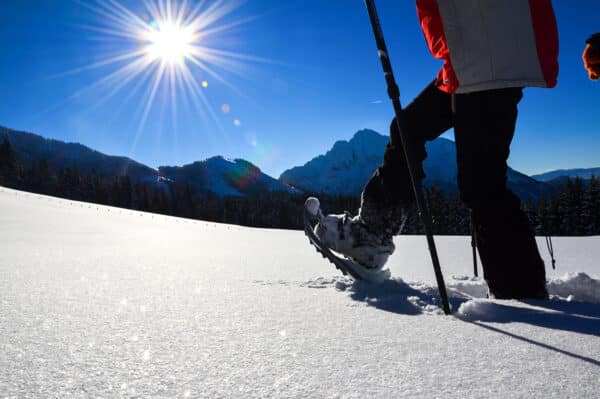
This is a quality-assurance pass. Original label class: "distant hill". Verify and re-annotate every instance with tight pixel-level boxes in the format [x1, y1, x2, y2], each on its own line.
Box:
[159, 156, 297, 197]
[0, 125, 296, 198]
[531, 168, 600, 182]
[0, 126, 157, 182]
[279, 129, 551, 201]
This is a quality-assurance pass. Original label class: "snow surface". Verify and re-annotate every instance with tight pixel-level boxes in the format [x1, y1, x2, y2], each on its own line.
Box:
[0, 187, 599, 398]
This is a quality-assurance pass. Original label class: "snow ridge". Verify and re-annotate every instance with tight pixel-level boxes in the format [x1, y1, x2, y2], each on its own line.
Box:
[547, 272, 600, 303]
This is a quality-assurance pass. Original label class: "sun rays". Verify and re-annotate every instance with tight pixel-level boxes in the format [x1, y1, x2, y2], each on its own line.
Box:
[64, 0, 260, 148]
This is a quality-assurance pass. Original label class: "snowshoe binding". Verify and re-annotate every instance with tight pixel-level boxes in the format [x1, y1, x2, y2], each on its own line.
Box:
[303, 197, 392, 283]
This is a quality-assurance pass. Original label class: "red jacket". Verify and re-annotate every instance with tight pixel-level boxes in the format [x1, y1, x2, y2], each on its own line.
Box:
[416, 0, 559, 93]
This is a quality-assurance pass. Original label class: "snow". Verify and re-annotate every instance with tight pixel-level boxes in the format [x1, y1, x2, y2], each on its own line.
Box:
[547, 272, 600, 303]
[0, 187, 599, 398]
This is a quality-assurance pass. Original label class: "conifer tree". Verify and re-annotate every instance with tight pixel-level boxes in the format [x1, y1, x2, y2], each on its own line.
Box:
[0, 138, 19, 186]
[583, 175, 600, 235]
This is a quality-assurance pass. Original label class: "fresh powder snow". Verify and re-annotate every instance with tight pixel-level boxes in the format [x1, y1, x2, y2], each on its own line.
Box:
[0, 187, 598, 398]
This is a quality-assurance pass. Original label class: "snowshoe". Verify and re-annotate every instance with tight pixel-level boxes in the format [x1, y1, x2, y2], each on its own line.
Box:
[303, 197, 391, 283]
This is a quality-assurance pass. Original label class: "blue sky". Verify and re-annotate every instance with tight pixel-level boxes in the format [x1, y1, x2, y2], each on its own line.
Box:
[0, 0, 598, 177]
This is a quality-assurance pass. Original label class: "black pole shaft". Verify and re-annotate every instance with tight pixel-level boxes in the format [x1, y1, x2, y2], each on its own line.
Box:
[472, 240, 479, 277]
[471, 211, 479, 277]
[364, 0, 451, 315]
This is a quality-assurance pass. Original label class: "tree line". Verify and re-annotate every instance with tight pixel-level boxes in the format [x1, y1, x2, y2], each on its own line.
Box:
[1, 138, 599, 236]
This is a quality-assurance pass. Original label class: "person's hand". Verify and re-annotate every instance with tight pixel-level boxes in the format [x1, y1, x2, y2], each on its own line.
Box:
[583, 33, 600, 80]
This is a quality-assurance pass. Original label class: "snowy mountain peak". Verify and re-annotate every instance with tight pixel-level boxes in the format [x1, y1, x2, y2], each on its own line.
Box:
[330, 129, 387, 158]
[349, 128, 387, 146]
[279, 130, 389, 195]
[279, 129, 549, 200]
[159, 155, 294, 197]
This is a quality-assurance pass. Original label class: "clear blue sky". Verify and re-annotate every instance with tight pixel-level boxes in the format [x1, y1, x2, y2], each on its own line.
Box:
[0, 0, 598, 177]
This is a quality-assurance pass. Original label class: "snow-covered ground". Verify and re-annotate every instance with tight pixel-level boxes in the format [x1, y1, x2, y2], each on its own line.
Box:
[0, 187, 598, 398]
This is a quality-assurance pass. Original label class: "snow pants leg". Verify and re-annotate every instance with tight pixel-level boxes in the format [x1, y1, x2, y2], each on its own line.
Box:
[361, 81, 548, 299]
[454, 88, 547, 299]
[360, 81, 452, 236]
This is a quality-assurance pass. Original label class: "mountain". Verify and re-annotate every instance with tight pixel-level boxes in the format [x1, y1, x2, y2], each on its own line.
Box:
[279, 129, 387, 196]
[0, 124, 558, 201]
[279, 129, 550, 201]
[531, 167, 600, 182]
[0, 125, 296, 197]
[159, 156, 297, 197]
[0, 125, 157, 182]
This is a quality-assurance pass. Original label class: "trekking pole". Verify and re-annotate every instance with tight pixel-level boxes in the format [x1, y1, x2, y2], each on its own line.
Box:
[470, 211, 478, 277]
[364, 0, 451, 315]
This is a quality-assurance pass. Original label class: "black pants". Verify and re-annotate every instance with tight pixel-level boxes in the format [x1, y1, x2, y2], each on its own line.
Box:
[363, 81, 547, 298]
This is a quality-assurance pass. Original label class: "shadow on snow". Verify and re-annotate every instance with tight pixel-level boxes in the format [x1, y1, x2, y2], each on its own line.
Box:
[340, 278, 600, 367]
[337, 278, 468, 316]
[339, 278, 600, 337]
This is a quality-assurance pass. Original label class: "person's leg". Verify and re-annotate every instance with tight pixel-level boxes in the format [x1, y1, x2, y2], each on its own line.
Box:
[359, 81, 454, 235]
[315, 81, 453, 269]
[454, 87, 547, 299]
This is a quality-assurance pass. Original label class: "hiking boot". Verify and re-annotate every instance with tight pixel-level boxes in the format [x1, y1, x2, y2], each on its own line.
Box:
[314, 211, 395, 270]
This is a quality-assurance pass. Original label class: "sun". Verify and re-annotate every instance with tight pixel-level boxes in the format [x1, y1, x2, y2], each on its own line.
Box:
[58, 0, 268, 148]
[144, 21, 195, 66]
